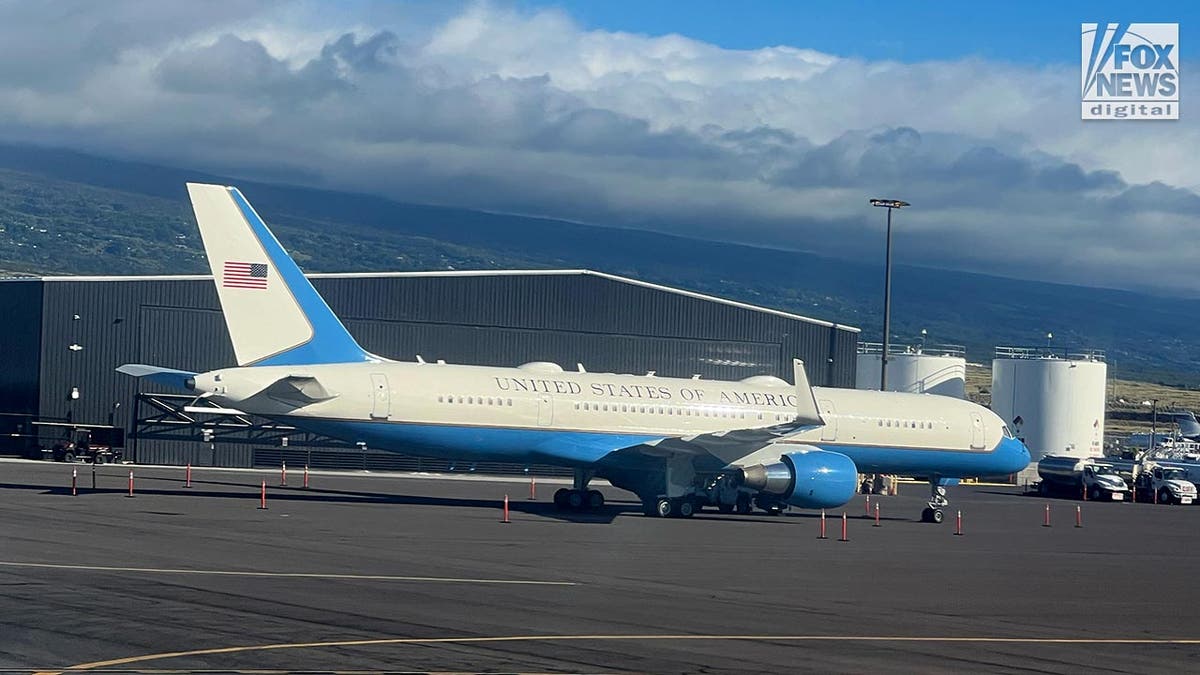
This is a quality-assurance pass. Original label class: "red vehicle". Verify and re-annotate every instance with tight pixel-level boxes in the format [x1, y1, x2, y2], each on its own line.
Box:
[47, 428, 122, 464]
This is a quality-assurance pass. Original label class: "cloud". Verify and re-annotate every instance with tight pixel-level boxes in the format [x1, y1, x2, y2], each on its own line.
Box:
[0, 1, 1196, 295]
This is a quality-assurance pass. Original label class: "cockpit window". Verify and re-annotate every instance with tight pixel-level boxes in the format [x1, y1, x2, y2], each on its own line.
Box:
[1001, 425, 1014, 439]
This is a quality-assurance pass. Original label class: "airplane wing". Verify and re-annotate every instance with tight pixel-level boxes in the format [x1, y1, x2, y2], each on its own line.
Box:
[545, 359, 825, 467]
[627, 358, 823, 461]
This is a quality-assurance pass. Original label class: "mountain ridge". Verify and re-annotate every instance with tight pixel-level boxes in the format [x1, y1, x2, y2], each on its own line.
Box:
[0, 142, 1195, 385]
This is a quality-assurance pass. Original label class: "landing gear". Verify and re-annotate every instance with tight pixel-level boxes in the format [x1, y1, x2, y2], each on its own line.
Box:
[754, 495, 786, 515]
[553, 488, 605, 511]
[921, 479, 950, 524]
[646, 496, 697, 518]
[552, 469, 606, 512]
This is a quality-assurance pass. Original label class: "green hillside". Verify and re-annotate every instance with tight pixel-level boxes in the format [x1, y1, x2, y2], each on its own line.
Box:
[0, 143, 1198, 386]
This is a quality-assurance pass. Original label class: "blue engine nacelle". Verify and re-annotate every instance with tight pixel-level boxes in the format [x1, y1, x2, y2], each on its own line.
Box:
[738, 446, 858, 509]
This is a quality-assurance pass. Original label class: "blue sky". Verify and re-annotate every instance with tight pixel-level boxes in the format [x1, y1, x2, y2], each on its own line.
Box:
[522, 0, 1196, 63]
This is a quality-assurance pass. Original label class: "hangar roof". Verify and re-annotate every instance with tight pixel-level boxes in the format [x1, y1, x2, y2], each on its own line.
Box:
[1, 269, 858, 332]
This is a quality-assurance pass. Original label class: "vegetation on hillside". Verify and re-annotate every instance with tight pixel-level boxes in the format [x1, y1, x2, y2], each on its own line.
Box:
[1, 143, 1198, 386]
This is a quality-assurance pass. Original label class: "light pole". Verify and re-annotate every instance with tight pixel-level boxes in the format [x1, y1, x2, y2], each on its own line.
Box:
[870, 198, 910, 391]
[1148, 398, 1159, 454]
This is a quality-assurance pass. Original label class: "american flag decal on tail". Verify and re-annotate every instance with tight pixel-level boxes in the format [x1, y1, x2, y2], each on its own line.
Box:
[223, 261, 269, 289]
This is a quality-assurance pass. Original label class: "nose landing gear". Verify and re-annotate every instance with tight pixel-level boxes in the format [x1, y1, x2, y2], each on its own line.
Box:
[921, 481, 950, 523]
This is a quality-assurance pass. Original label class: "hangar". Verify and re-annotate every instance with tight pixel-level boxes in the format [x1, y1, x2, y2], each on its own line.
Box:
[0, 270, 859, 471]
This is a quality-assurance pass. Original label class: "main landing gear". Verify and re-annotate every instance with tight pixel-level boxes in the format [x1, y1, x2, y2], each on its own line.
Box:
[921, 480, 950, 523]
[553, 487, 605, 510]
[643, 496, 700, 518]
[552, 469, 605, 511]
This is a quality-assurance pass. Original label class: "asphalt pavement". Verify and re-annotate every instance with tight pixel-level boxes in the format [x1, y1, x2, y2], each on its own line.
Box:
[0, 459, 1197, 673]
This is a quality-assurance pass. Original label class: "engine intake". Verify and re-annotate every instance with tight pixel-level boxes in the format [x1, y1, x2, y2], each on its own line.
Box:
[739, 447, 858, 509]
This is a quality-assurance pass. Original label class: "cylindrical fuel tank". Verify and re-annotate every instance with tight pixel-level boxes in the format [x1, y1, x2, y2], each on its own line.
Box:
[992, 350, 1107, 462]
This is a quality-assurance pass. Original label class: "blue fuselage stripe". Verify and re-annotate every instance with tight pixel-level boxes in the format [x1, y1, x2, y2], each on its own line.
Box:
[284, 418, 1028, 476]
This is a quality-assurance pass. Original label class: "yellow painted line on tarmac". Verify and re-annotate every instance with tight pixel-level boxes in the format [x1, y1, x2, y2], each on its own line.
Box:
[0, 561, 575, 586]
[36, 633, 1200, 673]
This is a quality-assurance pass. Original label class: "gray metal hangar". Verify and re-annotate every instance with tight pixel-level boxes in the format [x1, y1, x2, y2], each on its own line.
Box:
[0, 270, 859, 471]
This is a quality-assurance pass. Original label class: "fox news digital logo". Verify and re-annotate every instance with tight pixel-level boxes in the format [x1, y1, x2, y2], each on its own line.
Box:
[1082, 23, 1178, 120]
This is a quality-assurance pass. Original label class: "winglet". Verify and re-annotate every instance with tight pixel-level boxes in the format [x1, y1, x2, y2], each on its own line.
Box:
[186, 183, 374, 367]
[792, 359, 824, 427]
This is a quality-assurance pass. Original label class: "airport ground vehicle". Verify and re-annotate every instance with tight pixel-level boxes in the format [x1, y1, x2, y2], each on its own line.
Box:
[44, 429, 122, 464]
[1036, 455, 1128, 500]
[1134, 464, 1197, 504]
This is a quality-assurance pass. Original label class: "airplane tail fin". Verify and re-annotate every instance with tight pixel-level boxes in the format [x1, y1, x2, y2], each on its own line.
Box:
[186, 183, 374, 367]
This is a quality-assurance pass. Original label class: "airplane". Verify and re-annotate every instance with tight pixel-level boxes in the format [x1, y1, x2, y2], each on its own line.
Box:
[118, 183, 1030, 522]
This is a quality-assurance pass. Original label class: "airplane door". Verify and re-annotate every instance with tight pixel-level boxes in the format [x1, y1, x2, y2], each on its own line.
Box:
[819, 399, 837, 441]
[538, 395, 553, 426]
[970, 412, 985, 450]
[370, 373, 390, 419]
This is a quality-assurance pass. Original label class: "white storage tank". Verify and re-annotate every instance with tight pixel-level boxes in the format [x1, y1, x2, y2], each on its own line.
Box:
[856, 343, 966, 398]
[991, 347, 1107, 461]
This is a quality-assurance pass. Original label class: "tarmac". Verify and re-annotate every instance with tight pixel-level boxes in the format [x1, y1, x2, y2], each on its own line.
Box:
[1, 458, 1198, 673]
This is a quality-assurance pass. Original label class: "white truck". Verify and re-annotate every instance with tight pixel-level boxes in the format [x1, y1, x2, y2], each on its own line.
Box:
[1133, 463, 1198, 505]
[1036, 456, 1129, 501]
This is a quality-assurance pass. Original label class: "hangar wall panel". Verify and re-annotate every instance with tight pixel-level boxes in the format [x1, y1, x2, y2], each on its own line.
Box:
[4, 271, 859, 465]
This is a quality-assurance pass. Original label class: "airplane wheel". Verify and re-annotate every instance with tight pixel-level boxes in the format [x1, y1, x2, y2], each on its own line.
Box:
[655, 498, 674, 518]
[931, 508, 945, 524]
[735, 494, 753, 515]
[567, 490, 585, 509]
[553, 488, 570, 509]
[676, 499, 695, 518]
[587, 489, 604, 509]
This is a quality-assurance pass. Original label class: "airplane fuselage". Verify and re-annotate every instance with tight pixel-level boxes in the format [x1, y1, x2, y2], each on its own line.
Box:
[192, 360, 1029, 478]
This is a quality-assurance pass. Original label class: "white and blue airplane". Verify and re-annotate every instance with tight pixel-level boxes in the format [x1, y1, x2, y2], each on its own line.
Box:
[119, 183, 1029, 521]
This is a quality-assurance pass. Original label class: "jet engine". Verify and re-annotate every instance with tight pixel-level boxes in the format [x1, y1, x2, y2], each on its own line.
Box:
[738, 446, 858, 509]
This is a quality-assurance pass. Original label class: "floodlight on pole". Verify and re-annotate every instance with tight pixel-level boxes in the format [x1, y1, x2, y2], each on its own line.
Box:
[870, 198, 910, 391]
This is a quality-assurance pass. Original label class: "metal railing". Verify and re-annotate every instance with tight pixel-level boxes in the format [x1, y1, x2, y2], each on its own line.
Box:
[994, 346, 1106, 362]
[858, 342, 966, 357]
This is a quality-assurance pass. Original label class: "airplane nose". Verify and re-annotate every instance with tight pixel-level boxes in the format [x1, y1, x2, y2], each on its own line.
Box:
[1003, 437, 1032, 472]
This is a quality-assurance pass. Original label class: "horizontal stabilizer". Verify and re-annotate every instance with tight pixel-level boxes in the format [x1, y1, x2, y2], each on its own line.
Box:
[116, 364, 196, 391]
[261, 375, 338, 405]
[792, 359, 824, 427]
